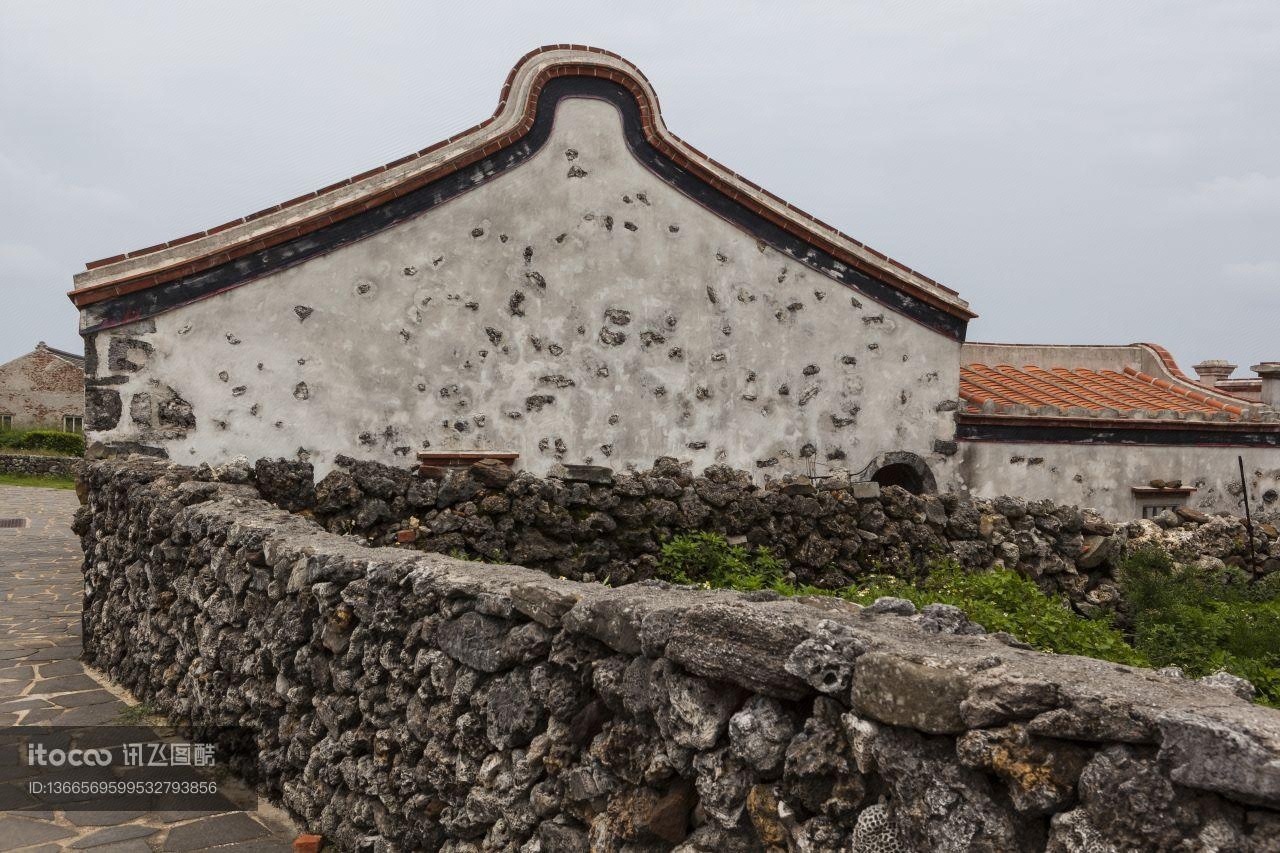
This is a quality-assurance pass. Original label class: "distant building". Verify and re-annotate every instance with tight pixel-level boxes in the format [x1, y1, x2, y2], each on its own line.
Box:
[956, 343, 1279, 518]
[0, 342, 85, 432]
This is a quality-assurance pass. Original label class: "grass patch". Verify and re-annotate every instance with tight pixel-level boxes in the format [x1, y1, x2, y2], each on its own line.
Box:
[658, 533, 1280, 706]
[0, 472, 76, 490]
[656, 532, 791, 591]
[843, 567, 1145, 666]
[115, 702, 160, 725]
[660, 532, 1280, 701]
[657, 533, 1143, 666]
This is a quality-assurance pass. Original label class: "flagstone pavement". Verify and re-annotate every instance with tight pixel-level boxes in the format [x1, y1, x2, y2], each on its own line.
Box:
[0, 486, 298, 852]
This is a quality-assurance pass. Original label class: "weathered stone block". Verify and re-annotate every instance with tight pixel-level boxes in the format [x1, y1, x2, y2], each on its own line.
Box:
[851, 651, 971, 734]
[1158, 711, 1280, 807]
[848, 480, 881, 501]
[107, 337, 154, 373]
[664, 603, 812, 699]
[84, 387, 122, 431]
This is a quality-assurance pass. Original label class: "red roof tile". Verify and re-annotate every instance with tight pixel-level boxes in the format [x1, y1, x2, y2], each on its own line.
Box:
[960, 364, 1246, 419]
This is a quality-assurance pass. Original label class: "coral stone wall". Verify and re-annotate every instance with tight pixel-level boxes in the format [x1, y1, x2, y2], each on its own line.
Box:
[238, 455, 1280, 605]
[79, 459, 1280, 851]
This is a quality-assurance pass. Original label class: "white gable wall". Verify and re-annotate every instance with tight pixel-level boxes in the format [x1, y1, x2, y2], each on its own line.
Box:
[82, 98, 962, 480]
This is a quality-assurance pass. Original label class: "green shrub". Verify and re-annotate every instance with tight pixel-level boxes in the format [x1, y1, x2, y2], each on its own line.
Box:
[657, 532, 789, 591]
[1119, 546, 1280, 706]
[0, 429, 84, 456]
[843, 566, 1146, 666]
[656, 532, 1143, 666]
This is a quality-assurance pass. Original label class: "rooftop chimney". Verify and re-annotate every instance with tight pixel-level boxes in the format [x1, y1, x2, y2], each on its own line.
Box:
[1192, 359, 1237, 388]
[1251, 363, 1280, 409]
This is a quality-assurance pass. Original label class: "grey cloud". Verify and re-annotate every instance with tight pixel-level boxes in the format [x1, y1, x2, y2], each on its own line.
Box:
[2, 0, 1277, 373]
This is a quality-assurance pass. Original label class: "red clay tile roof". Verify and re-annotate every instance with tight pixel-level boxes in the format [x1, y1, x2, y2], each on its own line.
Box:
[960, 364, 1246, 419]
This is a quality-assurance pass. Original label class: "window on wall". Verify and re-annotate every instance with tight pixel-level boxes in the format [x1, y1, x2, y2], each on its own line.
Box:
[1132, 485, 1194, 519]
[0, 414, 11, 430]
[63, 415, 83, 434]
[1140, 502, 1183, 520]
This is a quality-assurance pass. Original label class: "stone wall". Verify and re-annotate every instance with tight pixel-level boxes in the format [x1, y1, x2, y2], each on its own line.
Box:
[79, 459, 1280, 851]
[235, 455, 1280, 609]
[0, 452, 81, 479]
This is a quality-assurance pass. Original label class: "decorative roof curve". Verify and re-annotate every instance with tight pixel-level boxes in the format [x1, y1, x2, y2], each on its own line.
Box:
[68, 46, 974, 336]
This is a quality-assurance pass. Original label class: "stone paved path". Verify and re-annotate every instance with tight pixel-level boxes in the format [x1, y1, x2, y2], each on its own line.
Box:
[0, 486, 299, 852]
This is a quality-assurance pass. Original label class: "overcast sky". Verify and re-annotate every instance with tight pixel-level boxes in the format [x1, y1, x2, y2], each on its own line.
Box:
[2, 1, 1277, 375]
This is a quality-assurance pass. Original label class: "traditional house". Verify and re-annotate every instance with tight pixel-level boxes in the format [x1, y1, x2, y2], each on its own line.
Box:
[0, 342, 85, 433]
[66, 46, 1279, 518]
[955, 343, 1280, 518]
[67, 46, 972, 489]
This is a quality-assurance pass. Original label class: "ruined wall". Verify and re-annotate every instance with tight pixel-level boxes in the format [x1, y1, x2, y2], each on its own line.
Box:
[0, 346, 84, 431]
[80, 97, 960, 481]
[78, 458, 1280, 851]
[958, 441, 1280, 520]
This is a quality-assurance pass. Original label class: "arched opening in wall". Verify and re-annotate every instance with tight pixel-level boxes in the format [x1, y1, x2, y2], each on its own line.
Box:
[872, 463, 926, 495]
[862, 451, 938, 496]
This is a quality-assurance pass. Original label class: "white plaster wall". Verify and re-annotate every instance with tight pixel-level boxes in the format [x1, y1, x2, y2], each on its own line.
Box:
[958, 441, 1280, 518]
[84, 97, 961, 478]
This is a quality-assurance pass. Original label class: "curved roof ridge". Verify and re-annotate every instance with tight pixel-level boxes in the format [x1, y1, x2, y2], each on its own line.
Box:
[1131, 342, 1257, 406]
[68, 45, 972, 326]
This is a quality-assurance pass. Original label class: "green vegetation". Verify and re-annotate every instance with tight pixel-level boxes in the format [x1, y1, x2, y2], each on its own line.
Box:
[844, 566, 1145, 666]
[0, 472, 76, 490]
[116, 702, 160, 724]
[656, 533, 1141, 665]
[0, 428, 84, 457]
[657, 532, 1280, 706]
[1119, 546, 1280, 706]
[656, 532, 790, 591]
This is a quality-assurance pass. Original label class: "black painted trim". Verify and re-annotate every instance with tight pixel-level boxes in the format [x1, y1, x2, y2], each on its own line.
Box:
[957, 419, 1280, 449]
[81, 77, 969, 340]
